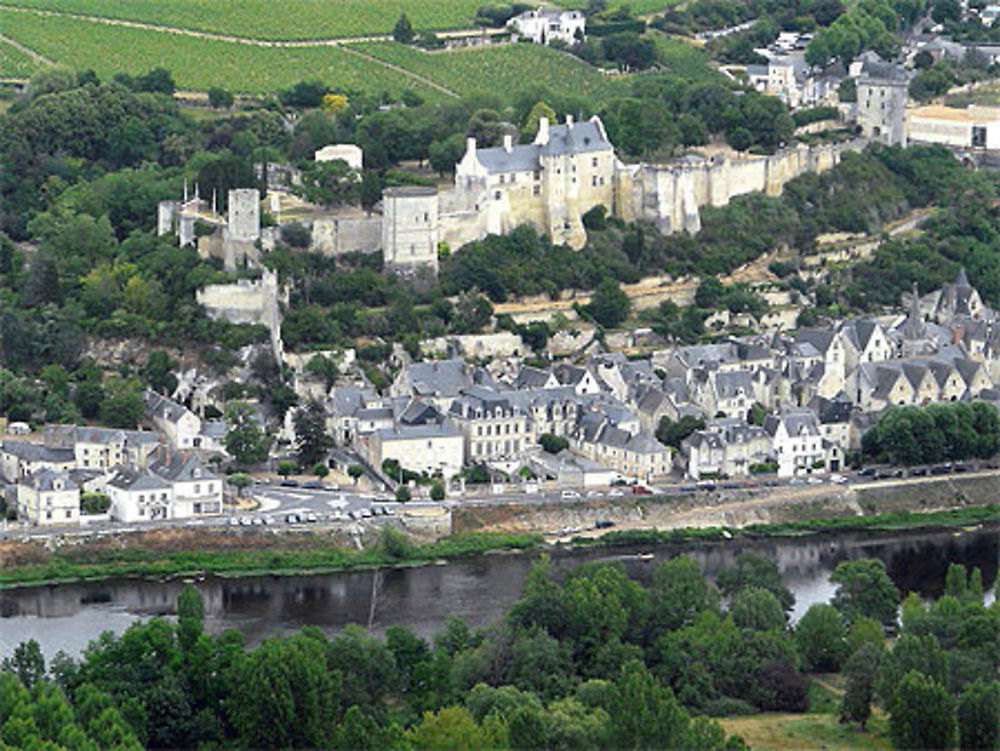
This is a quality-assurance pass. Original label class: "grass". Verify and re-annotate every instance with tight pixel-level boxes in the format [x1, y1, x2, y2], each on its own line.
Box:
[720, 712, 893, 751]
[349, 41, 626, 104]
[0, 530, 544, 589]
[0, 9, 445, 96]
[648, 31, 726, 85]
[569, 503, 1000, 547]
[0, 37, 38, 77]
[0, 0, 485, 40]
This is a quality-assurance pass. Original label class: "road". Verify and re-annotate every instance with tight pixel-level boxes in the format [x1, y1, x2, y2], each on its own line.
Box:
[2, 465, 995, 540]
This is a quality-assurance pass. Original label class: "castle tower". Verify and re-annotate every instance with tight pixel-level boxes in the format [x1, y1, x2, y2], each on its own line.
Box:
[227, 188, 260, 243]
[381, 186, 439, 275]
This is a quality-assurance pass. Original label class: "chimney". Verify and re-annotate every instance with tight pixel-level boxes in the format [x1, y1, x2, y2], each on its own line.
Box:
[535, 117, 550, 145]
[566, 114, 574, 128]
[466, 137, 477, 159]
[503, 134, 513, 153]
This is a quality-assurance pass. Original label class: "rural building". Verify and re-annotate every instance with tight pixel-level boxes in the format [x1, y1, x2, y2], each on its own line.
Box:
[906, 105, 1000, 151]
[16, 469, 80, 526]
[508, 8, 585, 45]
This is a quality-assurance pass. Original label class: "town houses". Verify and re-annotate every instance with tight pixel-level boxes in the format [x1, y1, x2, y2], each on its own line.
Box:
[323, 271, 1000, 486]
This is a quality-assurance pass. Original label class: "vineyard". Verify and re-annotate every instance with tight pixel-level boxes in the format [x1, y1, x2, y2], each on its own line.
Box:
[0, 0, 482, 40]
[0, 37, 39, 77]
[650, 33, 725, 85]
[350, 41, 626, 105]
[0, 9, 444, 96]
[0, 0, 679, 40]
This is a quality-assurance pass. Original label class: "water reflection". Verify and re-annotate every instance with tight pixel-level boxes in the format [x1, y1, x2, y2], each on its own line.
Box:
[1, 525, 995, 659]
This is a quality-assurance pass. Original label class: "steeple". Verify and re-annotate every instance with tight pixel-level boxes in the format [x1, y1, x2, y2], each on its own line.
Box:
[953, 268, 970, 288]
[903, 282, 925, 340]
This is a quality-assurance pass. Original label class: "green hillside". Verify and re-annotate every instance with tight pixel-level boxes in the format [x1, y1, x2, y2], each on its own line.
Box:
[0, 37, 39, 77]
[0, 9, 444, 96]
[350, 41, 626, 104]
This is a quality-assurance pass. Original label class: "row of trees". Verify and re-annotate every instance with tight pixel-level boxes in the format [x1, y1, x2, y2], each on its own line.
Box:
[861, 401, 1000, 465]
[1, 552, 995, 750]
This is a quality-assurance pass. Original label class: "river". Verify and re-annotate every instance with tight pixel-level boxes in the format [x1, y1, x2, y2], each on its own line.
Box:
[0, 525, 996, 659]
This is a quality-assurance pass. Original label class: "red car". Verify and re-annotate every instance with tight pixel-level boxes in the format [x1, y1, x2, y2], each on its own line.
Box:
[631, 485, 653, 495]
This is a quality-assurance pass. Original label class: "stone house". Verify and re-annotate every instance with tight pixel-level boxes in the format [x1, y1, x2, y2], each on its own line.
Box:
[16, 469, 80, 526]
[368, 422, 464, 480]
[681, 419, 772, 480]
[144, 390, 202, 450]
[763, 408, 829, 477]
[0, 442, 75, 484]
[571, 413, 671, 482]
[448, 387, 530, 462]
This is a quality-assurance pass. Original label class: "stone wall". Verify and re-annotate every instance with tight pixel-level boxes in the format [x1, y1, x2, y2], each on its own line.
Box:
[310, 216, 382, 255]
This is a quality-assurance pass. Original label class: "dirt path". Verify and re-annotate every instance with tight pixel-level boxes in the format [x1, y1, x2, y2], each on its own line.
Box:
[0, 4, 467, 96]
[0, 29, 51, 64]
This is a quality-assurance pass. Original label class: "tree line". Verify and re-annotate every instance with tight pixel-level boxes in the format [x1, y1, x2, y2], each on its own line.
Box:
[0, 548, 995, 750]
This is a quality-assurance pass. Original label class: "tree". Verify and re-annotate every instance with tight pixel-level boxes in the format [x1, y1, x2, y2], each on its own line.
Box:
[227, 633, 340, 750]
[717, 552, 795, 615]
[227, 472, 252, 496]
[608, 660, 689, 750]
[28, 65, 78, 98]
[840, 642, 881, 729]
[224, 402, 271, 466]
[958, 680, 1000, 751]
[393, 13, 415, 43]
[407, 706, 506, 751]
[649, 556, 718, 635]
[585, 278, 631, 328]
[99, 377, 144, 429]
[795, 604, 848, 672]
[176, 585, 204, 651]
[539, 433, 570, 454]
[522, 100, 557, 139]
[360, 170, 383, 215]
[2, 640, 45, 688]
[396, 486, 412, 502]
[348, 464, 365, 484]
[830, 558, 900, 629]
[280, 221, 312, 249]
[207, 87, 234, 109]
[430, 481, 445, 501]
[655, 415, 705, 450]
[293, 399, 333, 467]
[142, 350, 178, 395]
[277, 460, 297, 477]
[889, 671, 956, 751]
[313, 462, 329, 478]
[729, 587, 785, 631]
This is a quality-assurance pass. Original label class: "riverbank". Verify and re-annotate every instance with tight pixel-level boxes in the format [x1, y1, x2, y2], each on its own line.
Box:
[0, 502, 996, 590]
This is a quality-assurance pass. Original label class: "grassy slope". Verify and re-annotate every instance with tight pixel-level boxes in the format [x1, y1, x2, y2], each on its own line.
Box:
[720, 712, 893, 751]
[0, 37, 38, 77]
[0, 0, 483, 39]
[0, 9, 444, 96]
[351, 41, 625, 104]
[649, 32, 726, 85]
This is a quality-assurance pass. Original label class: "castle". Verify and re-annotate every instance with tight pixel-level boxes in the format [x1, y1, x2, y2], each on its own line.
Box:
[159, 117, 861, 277]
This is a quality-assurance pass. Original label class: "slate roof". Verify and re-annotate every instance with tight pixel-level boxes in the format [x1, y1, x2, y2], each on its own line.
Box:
[473, 119, 611, 174]
[402, 359, 474, 398]
[514, 366, 555, 390]
[2, 441, 74, 464]
[375, 421, 462, 441]
[144, 390, 194, 424]
[149, 454, 217, 483]
[22, 468, 77, 492]
[107, 465, 171, 492]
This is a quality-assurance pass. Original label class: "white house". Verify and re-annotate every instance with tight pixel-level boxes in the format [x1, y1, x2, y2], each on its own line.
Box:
[369, 422, 465, 479]
[16, 469, 80, 526]
[763, 408, 829, 477]
[314, 144, 363, 170]
[144, 390, 202, 450]
[107, 466, 173, 523]
[150, 453, 223, 518]
[508, 8, 585, 45]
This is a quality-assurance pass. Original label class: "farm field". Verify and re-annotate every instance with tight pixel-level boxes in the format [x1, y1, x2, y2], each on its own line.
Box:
[0, 8, 445, 96]
[0, 0, 682, 39]
[0, 36, 39, 77]
[349, 41, 626, 105]
[0, 0, 483, 40]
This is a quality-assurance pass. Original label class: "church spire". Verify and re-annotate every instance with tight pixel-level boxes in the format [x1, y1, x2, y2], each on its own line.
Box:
[903, 282, 925, 340]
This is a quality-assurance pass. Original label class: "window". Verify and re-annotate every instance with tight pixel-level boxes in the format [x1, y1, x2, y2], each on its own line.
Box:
[499, 175, 505, 184]
[495, 190, 501, 200]
[592, 157, 598, 167]
[65, 509, 72, 519]
[194, 484, 201, 494]
[592, 176, 598, 186]
[138, 494, 145, 503]
[208, 483, 214, 493]
[532, 185, 540, 196]
[46, 510, 52, 520]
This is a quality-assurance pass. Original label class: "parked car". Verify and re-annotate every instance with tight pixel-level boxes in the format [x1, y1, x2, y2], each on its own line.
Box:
[280, 479, 300, 488]
[560, 490, 581, 500]
[304, 512, 318, 523]
[285, 513, 301, 524]
[631, 485, 653, 495]
[594, 519, 616, 529]
[303, 480, 325, 489]
[830, 474, 848, 484]
[608, 488, 625, 497]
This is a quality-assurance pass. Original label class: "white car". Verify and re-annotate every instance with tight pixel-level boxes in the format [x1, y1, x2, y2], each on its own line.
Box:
[830, 474, 848, 484]
[608, 489, 625, 497]
[560, 490, 581, 500]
